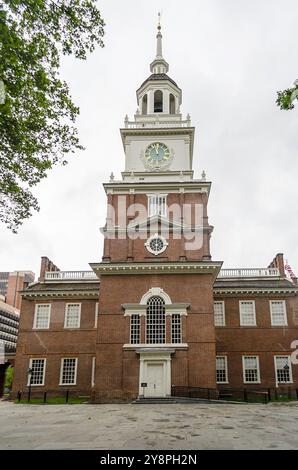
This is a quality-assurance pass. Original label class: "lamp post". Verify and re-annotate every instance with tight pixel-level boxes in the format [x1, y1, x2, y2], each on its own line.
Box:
[27, 367, 33, 403]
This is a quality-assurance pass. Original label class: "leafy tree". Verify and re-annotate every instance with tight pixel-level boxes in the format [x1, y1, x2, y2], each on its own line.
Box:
[276, 80, 298, 110]
[0, 1, 104, 232]
[4, 365, 13, 389]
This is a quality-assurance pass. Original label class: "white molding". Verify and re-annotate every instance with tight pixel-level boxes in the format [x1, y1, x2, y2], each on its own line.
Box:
[33, 304, 51, 330]
[140, 287, 172, 305]
[94, 302, 99, 329]
[91, 357, 96, 387]
[64, 303, 81, 329]
[123, 343, 188, 350]
[242, 355, 261, 384]
[270, 300, 288, 326]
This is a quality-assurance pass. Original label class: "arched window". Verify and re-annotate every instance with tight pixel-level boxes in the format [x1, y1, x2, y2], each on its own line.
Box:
[154, 90, 163, 113]
[169, 94, 175, 114]
[146, 296, 165, 344]
[142, 94, 147, 115]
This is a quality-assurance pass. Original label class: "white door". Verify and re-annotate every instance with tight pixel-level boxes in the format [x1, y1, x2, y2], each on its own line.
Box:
[145, 363, 165, 397]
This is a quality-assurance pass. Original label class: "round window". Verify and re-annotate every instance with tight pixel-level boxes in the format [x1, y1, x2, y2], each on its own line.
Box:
[145, 234, 168, 255]
[149, 237, 164, 253]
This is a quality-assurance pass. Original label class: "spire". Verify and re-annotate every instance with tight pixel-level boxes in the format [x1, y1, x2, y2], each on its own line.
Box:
[156, 12, 163, 58]
[150, 13, 169, 74]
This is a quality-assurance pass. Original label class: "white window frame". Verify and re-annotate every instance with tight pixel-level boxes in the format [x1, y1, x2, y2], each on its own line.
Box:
[148, 194, 167, 217]
[27, 358, 46, 386]
[274, 355, 293, 384]
[33, 304, 51, 329]
[242, 355, 261, 383]
[270, 300, 287, 326]
[216, 356, 229, 384]
[64, 303, 81, 329]
[214, 301, 225, 327]
[59, 358, 78, 386]
[91, 357, 96, 387]
[130, 314, 140, 344]
[239, 300, 256, 326]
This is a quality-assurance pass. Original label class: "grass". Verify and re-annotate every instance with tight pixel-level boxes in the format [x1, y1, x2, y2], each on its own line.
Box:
[14, 396, 90, 405]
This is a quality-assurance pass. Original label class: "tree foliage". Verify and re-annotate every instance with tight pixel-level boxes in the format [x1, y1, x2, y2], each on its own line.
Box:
[0, 1, 104, 232]
[276, 82, 298, 111]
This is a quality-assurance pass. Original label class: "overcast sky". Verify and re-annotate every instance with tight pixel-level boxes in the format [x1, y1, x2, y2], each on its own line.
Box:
[1, 0, 297, 279]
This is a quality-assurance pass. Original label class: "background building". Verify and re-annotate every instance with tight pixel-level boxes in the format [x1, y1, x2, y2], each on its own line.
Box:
[0, 271, 34, 397]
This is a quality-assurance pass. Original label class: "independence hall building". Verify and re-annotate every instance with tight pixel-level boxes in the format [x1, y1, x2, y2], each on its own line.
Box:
[12, 23, 298, 402]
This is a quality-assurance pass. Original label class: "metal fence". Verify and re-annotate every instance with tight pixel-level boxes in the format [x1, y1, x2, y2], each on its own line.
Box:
[171, 385, 298, 404]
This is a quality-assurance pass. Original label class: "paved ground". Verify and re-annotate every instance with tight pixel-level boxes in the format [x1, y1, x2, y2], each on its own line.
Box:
[0, 400, 298, 450]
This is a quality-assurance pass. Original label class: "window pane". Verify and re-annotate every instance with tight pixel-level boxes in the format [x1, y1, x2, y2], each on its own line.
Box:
[243, 356, 259, 382]
[30, 359, 45, 385]
[214, 302, 225, 326]
[130, 315, 140, 344]
[35, 305, 50, 329]
[275, 356, 291, 383]
[240, 302, 256, 325]
[65, 304, 80, 328]
[61, 358, 77, 385]
[216, 356, 227, 383]
[146, 296, 165, 344]
[271, 301, 286, 325]
[171, 314, 181, 343]
[148, 195, 167, 217]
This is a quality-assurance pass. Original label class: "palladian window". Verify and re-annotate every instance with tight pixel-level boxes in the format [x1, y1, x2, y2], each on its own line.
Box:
[146, 296, 165, 343]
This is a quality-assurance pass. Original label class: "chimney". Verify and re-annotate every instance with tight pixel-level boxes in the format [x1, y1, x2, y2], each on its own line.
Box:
[268, 253, 285, 277]
[39, 257, 60, 282]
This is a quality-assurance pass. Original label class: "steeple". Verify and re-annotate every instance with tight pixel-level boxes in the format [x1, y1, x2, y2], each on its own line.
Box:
[150, 13, 169, 74]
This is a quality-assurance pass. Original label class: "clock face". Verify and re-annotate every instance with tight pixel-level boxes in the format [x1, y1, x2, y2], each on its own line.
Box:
[145, 142, 170, 167]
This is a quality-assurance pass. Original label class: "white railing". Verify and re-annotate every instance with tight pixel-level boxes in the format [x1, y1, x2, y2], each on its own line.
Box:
[124, 120, 191, 129]
[45, 271, 98, 281]
[218, 268, 280, 278]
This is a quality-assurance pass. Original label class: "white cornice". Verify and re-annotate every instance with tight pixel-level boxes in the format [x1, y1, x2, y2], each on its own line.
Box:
[214, 288, 298, 296]
[22, 290, 99, 299]
[90, 261, 222, 279]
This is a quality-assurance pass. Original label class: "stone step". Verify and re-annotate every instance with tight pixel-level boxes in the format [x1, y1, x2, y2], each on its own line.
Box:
[132, 396, 246, 405]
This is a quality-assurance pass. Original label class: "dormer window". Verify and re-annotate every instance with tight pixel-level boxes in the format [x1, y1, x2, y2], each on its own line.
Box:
[154, 90, 163, 112]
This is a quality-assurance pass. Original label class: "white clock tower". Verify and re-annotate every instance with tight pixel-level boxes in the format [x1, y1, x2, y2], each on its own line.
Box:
[121, 17, 194, 182]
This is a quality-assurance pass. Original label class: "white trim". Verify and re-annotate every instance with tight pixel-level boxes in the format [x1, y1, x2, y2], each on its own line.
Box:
[27, 358, 46, 386]
[140, 288, 172, 305]
[242, 355, 261, 384]
[123, 343, 188, 350]
[145, 233, 168, 256]
[59, 357, 78, 386]
[274, 355, 293, 384]
[214, 301, 225, 327]
[64, 303, 81, 329]
[94, 302, 99, 329]
[33, 304, 51, 329]
[239, 300, 257, 326]
[270, 300, 288, 326]
[91, 357, 96, 387]
[216, 355, 229, 384]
